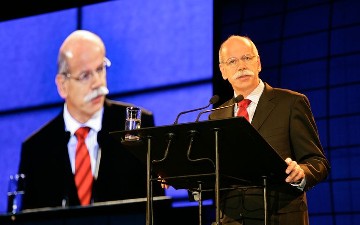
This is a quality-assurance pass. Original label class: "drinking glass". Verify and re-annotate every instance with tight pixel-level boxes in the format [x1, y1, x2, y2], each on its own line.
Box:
[7, 173, 25, 214]
[124, 106, 141, 141]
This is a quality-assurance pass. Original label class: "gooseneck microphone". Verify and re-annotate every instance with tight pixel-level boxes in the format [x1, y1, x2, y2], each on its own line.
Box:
[195, 95, 244, 122]
[173, 95, 220, 124]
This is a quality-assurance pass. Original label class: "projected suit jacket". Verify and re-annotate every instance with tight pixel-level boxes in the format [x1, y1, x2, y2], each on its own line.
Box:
[208, 82, 330, 224]
[19, 99, 164, 210]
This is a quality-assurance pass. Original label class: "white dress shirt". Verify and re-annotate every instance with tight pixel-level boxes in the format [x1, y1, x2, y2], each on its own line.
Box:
[234, 79, 265, 123]
[63, 103, 103, 177]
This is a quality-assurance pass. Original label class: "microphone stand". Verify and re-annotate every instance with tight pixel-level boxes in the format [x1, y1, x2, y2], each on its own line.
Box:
[173, 95, 219, 124]
[195, 95, 244, 122]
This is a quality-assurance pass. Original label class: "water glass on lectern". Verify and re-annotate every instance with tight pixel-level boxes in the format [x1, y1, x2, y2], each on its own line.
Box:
[125, 106, 141, 141]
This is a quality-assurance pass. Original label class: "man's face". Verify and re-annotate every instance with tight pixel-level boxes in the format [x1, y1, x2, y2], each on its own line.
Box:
[56, 44, 108, 123]
[219, 37, 261, 97]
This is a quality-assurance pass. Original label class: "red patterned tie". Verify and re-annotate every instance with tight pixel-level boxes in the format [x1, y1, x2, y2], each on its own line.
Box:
[74, 127, 93, 206]
[237, 99, 251, 121]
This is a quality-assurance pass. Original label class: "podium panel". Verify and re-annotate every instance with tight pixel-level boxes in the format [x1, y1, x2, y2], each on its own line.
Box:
[0, 196, 172, 225]
[110, 117, 287, 190]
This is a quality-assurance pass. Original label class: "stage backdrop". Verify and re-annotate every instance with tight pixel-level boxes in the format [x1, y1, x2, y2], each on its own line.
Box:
[0, 0, 213, 213]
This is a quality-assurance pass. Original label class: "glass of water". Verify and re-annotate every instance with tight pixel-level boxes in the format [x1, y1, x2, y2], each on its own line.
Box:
[7, 173, 25, 214]
[125, 106, 141, 141]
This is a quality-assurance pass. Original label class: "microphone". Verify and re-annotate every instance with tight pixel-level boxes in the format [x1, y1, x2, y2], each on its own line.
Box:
[195, 95, 244, 122]
[173, 95, 220, 124]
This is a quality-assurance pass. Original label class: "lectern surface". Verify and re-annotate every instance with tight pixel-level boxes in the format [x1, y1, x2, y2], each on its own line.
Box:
[110, 117, 287, 190]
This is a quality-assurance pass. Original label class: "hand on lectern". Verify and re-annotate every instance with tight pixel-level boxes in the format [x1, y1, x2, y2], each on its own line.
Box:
[285, 158, 305, 189]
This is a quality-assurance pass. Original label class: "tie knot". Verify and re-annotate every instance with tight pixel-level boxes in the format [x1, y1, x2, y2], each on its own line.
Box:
[75, 127, 90, 140]
[238, 99, 251, 109]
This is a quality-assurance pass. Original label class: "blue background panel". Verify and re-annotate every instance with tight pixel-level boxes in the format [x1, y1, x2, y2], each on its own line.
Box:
[306, 182, 332, 213]
[280, 61, 328, 91]
[257, 41, 282, 68]
[332, 181, 360, 212]
[284, 5, 330, 37]
[0, 10, 77, 111]
[331, 26, 360, 55]
[329, 84, 360, 116]
[329, 116, 360, 147]
[282, 33, 329, 64]
[332, 1, 360, 27]
[241, 15, 283, 42]
[330, 147, 360, 180]
[82, 0, 213, 93]
[330, 54, 360, 85]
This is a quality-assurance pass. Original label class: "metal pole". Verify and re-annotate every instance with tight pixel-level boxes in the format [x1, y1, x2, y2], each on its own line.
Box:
[146, 137, 152, 225]
[214, 129, 220, 225]
[263, 176, 267, 225]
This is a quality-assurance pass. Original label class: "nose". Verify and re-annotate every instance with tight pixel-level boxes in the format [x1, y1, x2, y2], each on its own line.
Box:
[236, 60, 247, 71]
[91, 70, 105, 88]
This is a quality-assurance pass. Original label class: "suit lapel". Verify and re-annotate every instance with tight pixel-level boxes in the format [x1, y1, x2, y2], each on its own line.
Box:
[251, 83, 276, 131]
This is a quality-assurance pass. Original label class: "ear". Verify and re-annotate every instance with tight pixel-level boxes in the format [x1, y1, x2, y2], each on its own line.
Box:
[219, 63, 228, 80]
[257, 56, 262, 73]
[55, 74, 67, 99]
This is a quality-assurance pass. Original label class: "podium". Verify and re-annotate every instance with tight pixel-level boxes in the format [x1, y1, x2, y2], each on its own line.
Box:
[110, 117, 288, 225]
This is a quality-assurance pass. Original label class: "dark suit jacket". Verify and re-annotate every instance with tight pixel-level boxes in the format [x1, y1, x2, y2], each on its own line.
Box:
[19, 99, 164, 210]
[209, 83, 330, 224]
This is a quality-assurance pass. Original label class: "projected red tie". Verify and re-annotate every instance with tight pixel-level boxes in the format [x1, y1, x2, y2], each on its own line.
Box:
[74, 127, 93, 206]
[237, 99, 251, 121]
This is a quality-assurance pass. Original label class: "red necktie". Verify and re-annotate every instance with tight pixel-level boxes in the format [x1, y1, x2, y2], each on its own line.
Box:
[237, 99, 251, 121]
[74, 127, 93, 206]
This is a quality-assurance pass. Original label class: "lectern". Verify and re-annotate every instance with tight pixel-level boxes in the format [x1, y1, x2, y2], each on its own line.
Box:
[110, 117, 287, 225]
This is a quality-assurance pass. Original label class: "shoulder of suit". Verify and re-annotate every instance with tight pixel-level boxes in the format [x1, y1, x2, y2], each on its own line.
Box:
[267, 83, 306, 99]
[105, 99, 153, 116]
[263, 82, 309, 104]
[23, 112, 64, 144]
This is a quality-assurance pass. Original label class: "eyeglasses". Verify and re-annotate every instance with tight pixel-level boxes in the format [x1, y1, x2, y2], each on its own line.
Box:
[221, 55, 257, 68]
[62, 58, 111, 84]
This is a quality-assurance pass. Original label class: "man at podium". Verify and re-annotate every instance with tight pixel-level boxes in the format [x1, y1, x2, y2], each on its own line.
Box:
[210, 35, 330, 225]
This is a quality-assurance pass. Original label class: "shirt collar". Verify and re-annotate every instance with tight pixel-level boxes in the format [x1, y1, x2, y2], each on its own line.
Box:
[235, 79, 264, 104]
[63, 103, 104, 135]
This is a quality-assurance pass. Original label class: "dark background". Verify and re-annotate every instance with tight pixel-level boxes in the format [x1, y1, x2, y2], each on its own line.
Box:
[214, 1, 360, 225]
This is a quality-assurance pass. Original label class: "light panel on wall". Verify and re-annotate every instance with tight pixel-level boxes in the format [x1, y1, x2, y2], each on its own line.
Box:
[0, 9, 78, 111]
[81, 0, 213, 94]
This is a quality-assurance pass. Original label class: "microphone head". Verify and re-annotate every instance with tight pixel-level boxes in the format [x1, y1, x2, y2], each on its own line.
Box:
[209, 95, 220, 104]
[234, 95, 244, 103]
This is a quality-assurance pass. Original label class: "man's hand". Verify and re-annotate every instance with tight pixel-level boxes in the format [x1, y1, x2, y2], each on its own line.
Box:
[285, 158, 305, 184]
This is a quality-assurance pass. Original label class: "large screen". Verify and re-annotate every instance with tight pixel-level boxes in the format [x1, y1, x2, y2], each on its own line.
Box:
[0, 0, 213, 213]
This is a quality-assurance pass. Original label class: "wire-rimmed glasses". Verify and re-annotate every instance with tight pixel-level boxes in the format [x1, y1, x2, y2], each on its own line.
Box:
[221, 55, 257, 69]
[62, 57, 111, 84]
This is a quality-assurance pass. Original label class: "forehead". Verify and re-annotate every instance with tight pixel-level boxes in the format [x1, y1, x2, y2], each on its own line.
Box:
[67, 50, 104, 72]
[221, 38, 254, 57]
[62, 36, 105, 70]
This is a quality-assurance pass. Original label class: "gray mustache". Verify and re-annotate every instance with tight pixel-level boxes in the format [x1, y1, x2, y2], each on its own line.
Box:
[232, 70, 254, 79]
[84, 86, 109, 102]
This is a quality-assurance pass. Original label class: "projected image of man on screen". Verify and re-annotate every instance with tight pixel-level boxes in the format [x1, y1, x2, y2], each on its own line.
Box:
[18, 30, 164, 210]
